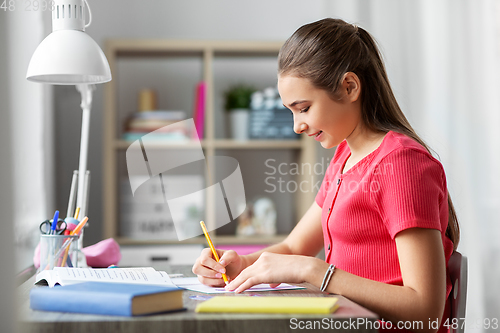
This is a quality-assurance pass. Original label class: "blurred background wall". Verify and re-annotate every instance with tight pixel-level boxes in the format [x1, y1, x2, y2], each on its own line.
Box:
[2, 1, 499, 332]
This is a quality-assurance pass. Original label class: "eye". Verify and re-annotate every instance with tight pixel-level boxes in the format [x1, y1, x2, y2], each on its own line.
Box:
[300, 106, 310, 113]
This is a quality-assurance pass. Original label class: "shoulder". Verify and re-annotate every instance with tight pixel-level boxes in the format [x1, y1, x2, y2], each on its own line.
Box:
[369, 132, 447, 199]
[375, 131, 445, 179]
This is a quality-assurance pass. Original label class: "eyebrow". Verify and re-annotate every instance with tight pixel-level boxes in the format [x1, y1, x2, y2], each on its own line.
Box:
[285, 100, 308, 108]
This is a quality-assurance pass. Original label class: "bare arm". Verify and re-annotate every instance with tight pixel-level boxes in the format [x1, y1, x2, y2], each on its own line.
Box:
[240, 201, 324, 268]
[199, 203, 448, 333]
[227, 227, 446, 333]
[300, 228, 447, 333]
[192, 201, 323, 285]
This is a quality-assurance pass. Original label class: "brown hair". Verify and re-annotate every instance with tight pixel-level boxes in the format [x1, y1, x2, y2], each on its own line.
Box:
[279, 18, 459, 250]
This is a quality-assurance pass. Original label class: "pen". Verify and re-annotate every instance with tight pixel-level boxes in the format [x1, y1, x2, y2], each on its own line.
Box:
[70, 216, 88, 236]
[200, 221, 228, 284]
[50, 210, 59, 235]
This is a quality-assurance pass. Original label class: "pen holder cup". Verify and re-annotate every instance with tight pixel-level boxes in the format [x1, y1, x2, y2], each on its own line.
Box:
[39, 234, 79, 271]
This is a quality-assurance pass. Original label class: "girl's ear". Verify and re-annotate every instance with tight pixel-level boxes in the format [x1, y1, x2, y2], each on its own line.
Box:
[341, 72, 361, 103]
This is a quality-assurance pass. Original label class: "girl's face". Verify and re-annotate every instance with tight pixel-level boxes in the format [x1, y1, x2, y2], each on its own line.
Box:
[278, 75, 361, 149]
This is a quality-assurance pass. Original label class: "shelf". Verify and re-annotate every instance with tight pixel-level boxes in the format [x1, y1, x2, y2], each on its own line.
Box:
[116, 235, 287, 246]
[114, 139, 303, 150]
[114, 140, 207, 149]
[107, 39, 284, 56]
[103, 39, 318, 246]
[211, 139, 302, 149]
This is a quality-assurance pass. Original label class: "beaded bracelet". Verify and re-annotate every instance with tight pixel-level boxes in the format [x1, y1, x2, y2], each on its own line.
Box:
[320, 264, 336, 292]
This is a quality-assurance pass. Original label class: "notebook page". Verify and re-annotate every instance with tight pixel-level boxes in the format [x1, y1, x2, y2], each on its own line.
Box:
[171, 277, 305, 293]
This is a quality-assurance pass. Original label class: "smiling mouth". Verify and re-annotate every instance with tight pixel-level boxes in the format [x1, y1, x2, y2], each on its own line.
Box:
[314, 131, 323, 137]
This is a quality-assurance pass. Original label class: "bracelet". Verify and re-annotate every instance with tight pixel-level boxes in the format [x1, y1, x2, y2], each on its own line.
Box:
[320, 264, 335, 292]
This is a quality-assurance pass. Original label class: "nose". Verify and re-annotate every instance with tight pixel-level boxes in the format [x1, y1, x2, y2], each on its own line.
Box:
[293, 116, 308, 134]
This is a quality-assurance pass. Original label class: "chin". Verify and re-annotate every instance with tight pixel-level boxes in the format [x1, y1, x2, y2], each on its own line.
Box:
[319, 135, 342, 149]
[320, 141, 336, 149]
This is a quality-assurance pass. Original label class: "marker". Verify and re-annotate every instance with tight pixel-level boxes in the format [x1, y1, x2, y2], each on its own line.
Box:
[50, 210, 59, 235]
[200, 221, 228, 285]
[71, 216, 89, 236]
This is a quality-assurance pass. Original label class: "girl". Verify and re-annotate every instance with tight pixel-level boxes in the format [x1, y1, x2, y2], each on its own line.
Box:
[192, 18, 459, 333]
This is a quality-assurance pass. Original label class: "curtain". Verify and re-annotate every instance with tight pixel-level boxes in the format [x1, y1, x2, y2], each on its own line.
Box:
[4, 9, 54, 270]
[0, 12, 16, 333]
[326, 0, 500, 331]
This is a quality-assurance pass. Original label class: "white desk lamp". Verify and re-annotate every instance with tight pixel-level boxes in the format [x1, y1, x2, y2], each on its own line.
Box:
[26, 0, 111, 247]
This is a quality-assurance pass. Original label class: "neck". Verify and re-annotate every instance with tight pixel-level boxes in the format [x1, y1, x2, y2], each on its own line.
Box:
[345, 123, 386, 159]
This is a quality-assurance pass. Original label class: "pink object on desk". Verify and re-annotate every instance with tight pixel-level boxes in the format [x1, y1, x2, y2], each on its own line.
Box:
[33, 237, 121, 269]
[216, 244, 268, 256]
[82, 238, 121, 268]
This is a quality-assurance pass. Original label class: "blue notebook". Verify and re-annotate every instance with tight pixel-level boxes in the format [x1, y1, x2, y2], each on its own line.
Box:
[30, 282, 184, 316]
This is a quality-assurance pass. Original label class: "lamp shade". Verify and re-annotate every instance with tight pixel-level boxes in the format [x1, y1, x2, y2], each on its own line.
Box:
[26, 29, 111, 85]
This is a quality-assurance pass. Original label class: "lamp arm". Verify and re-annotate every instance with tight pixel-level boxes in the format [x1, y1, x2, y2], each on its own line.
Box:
[75, 84, 95, 219]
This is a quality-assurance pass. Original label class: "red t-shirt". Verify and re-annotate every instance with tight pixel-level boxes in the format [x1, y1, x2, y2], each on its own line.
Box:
[315, 131, 453, 332]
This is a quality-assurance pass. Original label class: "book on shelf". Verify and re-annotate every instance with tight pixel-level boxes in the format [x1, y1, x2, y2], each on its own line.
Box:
[192, 81, 206, 140]
[249, 108, 299, 139]
[127, 119, 186, 131]
[123, 110, 191, 141]
[195, 296, 339, 314]
[132, 110, 186, 120]
[35, 266, 175, 288]
[122, 131, 189, 142]
[30, 281, 184, 316]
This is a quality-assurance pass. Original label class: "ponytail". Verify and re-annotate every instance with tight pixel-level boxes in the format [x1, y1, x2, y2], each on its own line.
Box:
[279, 18, 460, 249]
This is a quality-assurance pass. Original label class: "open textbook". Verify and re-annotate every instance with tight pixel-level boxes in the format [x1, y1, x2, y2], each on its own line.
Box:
[35, 267, 174, 288]
[36, 267, 305, 293]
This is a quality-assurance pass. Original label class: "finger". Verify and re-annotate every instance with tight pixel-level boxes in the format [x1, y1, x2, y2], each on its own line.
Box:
[201, 247, 223, 260]
[199, 250, 226, 274]
[233, 276, 261, 293]
[219, 250, 237, 267]
[224, 273, 243, 291]
[269, 283, 282, 288]
[193, 264, 225, 279]
[225, 265, 252, 291]
[197, 275, 227, 287]
[192, 251, 225, 277]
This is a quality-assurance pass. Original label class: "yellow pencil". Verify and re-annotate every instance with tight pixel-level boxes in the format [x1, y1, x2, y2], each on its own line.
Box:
[60, 244, 70, 267]
[200, 221, 228, 284]
[74, 207, 80, 220]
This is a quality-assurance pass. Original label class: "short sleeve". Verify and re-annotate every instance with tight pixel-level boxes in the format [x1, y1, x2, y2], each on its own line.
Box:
[370, 148, 447, 239]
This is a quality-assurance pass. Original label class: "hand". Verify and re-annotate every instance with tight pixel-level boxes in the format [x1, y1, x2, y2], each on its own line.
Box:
[224, 252, 311, 293]
[192, 248, 246, 287]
